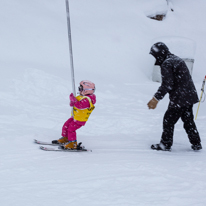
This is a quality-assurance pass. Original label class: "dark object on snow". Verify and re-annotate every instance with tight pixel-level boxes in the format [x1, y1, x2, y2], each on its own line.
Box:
[149, 42, 202, 151]
[148, 14, 166, 21]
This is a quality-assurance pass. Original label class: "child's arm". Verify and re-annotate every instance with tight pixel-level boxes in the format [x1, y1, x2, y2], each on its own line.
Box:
[74, 98, 90, 109]
[69, 93, 77, 107]
[69, 93, 91, 109]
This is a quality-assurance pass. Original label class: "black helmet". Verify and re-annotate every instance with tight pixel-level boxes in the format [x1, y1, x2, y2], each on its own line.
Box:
[149, 42, 169, 66]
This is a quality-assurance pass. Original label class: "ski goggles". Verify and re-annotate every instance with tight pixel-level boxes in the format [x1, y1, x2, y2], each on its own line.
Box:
[78, 85, 95, 92]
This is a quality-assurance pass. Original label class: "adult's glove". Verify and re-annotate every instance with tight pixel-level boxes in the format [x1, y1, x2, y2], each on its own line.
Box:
[147, 97, 158, 109]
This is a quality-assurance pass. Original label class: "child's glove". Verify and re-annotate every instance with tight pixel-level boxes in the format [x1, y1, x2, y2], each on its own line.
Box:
[69, 93, 77, 106]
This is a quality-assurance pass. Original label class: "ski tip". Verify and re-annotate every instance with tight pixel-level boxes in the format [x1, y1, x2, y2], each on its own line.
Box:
[34, 139, 41, 144]
[40, 146, 47, 151]
[40, 146, 52, 151]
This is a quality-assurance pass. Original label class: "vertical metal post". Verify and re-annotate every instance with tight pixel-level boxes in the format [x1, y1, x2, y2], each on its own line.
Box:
[65, 0, 76, 96]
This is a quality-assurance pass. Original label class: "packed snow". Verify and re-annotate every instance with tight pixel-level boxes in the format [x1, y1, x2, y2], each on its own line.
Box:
[1, 0, 206, 205]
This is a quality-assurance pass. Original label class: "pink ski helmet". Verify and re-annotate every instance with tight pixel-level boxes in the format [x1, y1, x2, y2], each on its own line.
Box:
[78, 80, 95, 95]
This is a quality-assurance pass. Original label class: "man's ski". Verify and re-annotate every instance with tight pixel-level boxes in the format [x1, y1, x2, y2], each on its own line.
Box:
[40, 146, 92, 152]
[34, 139, 58, 146]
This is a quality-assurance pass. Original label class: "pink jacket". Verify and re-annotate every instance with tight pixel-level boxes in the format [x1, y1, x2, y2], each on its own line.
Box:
[70, 94, 96, 126]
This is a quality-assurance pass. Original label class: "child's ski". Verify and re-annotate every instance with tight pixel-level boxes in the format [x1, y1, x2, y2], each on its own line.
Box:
[40, 146, 92, 152]
[35, 139, 92, 152]
[34, 139, 58, 146]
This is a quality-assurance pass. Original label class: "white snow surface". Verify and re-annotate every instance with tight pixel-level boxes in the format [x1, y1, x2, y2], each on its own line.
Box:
[1, 0, 206, 205]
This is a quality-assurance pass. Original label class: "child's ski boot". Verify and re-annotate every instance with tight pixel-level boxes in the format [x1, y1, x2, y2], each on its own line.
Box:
[61, 140, 77, 150]
[52, 136, 68, 145]
[60, 141, 84, 150]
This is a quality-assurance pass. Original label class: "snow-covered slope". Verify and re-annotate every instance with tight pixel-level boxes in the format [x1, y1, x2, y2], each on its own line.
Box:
[1, 1, 206, 205]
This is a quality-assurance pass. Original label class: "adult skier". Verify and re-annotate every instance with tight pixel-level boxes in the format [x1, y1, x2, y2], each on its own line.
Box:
[147, 42, 202, 151]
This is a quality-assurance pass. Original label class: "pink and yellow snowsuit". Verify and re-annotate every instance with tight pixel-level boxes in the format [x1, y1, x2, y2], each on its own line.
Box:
[61, 94, 96, 141]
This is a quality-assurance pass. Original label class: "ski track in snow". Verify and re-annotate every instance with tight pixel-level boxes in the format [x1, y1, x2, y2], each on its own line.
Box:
[1, 0, 206, 205]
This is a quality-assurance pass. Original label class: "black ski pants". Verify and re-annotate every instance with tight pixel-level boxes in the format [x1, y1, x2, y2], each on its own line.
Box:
[160, 104, 201, 147]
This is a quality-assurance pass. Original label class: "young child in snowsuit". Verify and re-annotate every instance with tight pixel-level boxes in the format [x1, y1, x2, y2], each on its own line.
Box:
[52, 80, 96, 150]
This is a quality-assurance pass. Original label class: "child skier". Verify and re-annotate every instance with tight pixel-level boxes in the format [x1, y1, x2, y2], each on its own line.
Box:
[52, 80, 96, 150]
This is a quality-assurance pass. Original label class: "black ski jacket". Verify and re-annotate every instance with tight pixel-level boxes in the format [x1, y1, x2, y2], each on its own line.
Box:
[154, 53, 199, 107]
